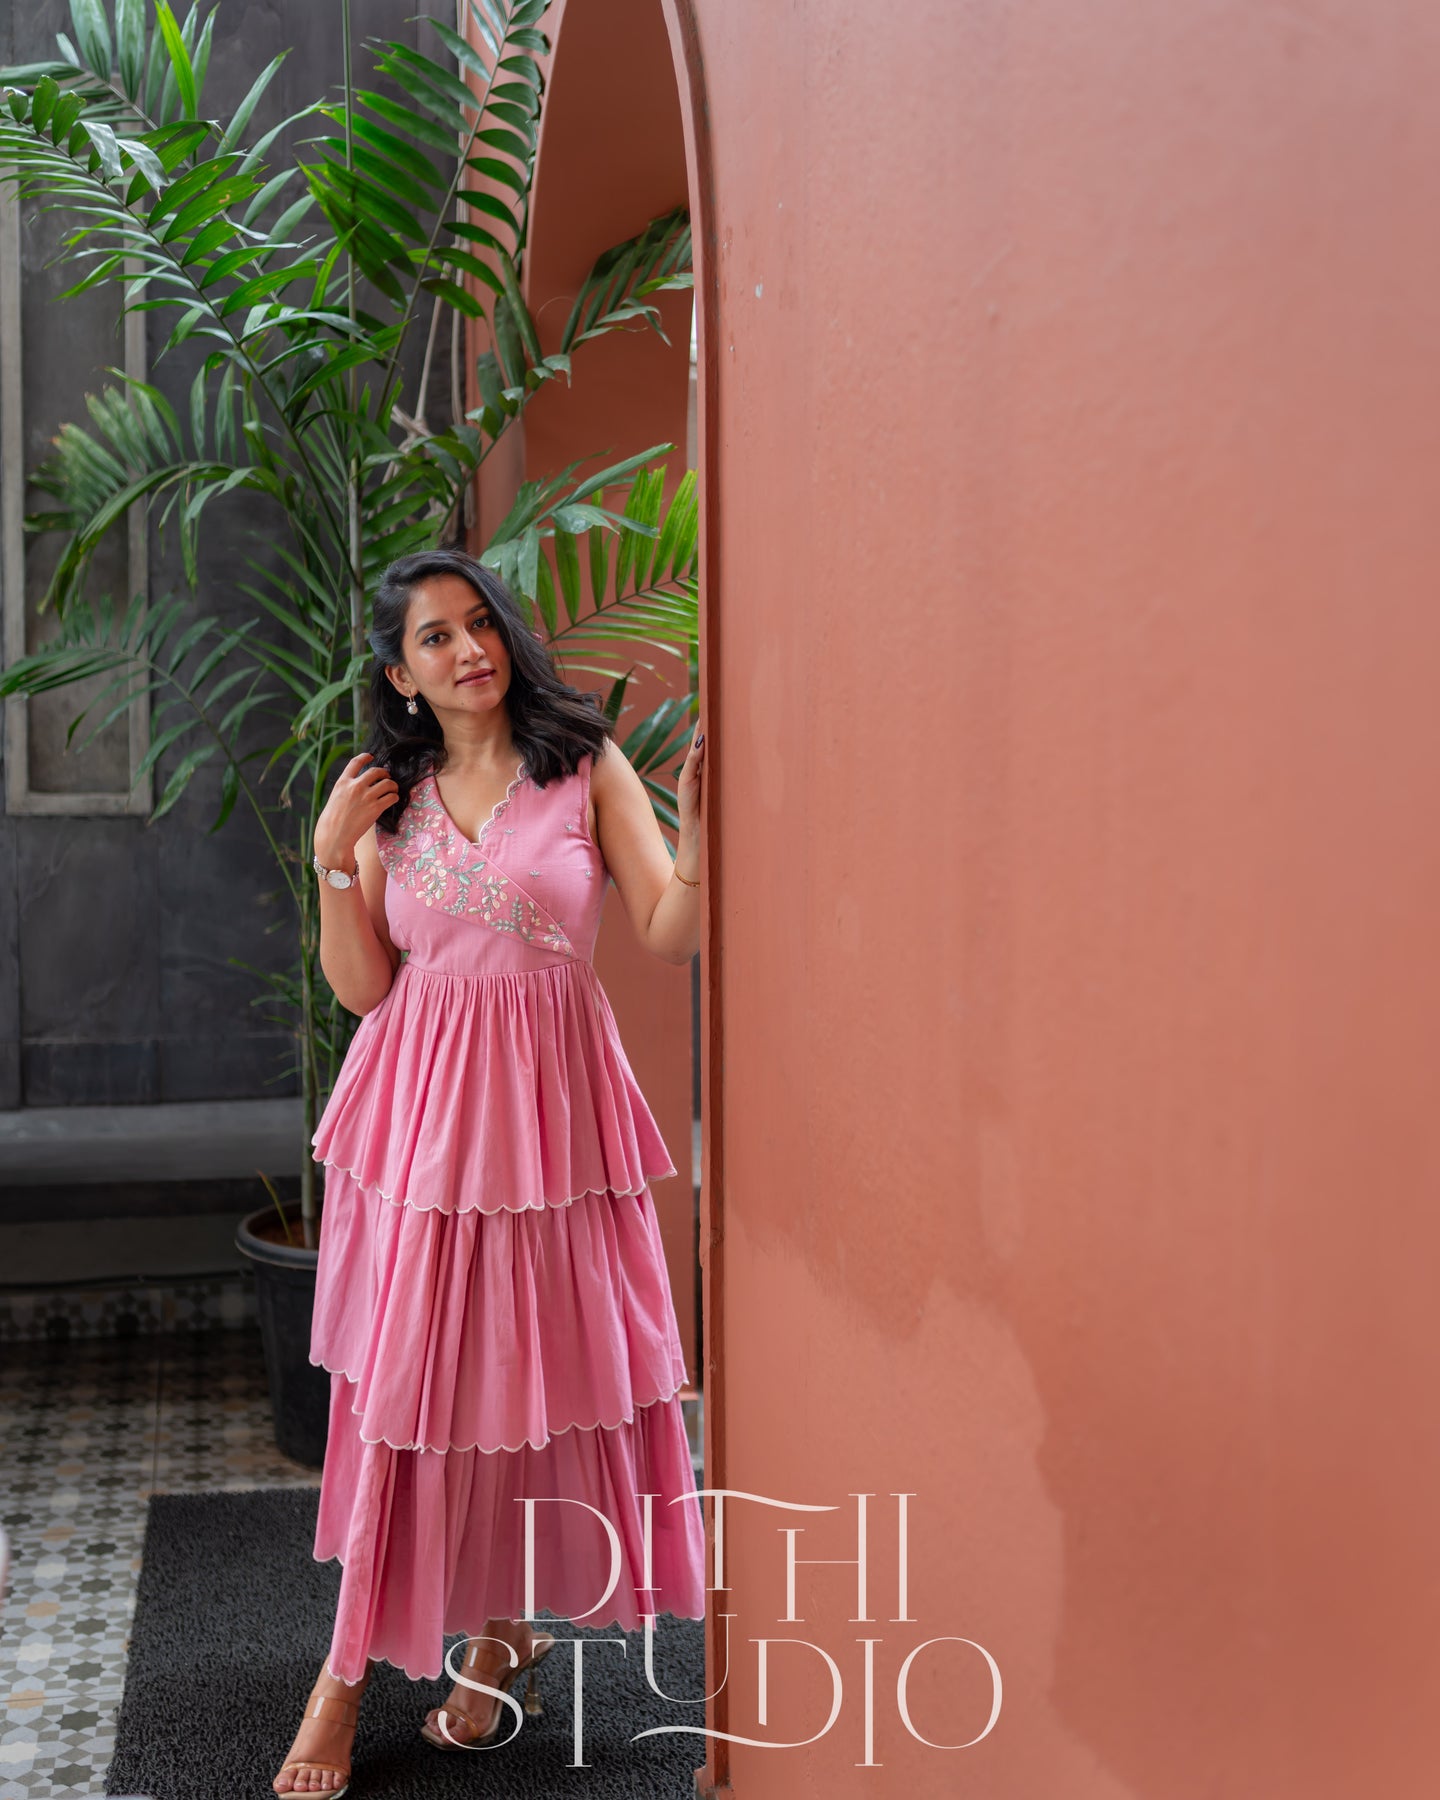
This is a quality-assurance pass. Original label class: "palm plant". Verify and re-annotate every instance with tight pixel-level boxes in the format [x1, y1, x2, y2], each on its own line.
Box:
[0, 0, 699, 1244]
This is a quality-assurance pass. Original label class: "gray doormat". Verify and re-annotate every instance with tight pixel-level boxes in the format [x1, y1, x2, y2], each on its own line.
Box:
[106, 1487, 708, 1799]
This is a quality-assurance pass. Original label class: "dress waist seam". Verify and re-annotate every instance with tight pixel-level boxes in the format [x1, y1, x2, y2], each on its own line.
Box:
[398, 958, 592, 980]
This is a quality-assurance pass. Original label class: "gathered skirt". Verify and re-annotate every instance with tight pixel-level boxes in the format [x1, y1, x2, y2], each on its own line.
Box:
[309, 1163, 707, 1681]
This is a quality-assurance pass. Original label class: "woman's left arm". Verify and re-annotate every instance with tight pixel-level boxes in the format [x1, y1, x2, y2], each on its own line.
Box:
[592, 728, 705, 966]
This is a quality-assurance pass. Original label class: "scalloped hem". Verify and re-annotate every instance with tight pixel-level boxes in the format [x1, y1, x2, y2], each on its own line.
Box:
[320, 1604, 709, 1685]
[310, 1358, 691, 1454]
[313, 1153, 679, 1215]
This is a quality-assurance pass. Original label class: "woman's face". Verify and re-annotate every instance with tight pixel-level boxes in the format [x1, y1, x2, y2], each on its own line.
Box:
[392, 574, 512, 717]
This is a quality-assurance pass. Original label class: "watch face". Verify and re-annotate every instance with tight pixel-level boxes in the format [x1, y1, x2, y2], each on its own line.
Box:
[325, 868, 353, 889]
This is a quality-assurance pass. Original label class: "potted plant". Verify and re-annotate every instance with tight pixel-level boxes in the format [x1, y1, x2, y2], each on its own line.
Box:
[0, 0, 699, 1466]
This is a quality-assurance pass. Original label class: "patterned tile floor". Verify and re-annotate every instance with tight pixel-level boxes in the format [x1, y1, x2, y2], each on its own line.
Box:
[0, 1325, 706, 1798]
[0, 1326, 320, 1799]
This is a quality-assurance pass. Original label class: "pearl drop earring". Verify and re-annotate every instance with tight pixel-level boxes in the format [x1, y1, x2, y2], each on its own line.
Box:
[406, 696, 419, 715]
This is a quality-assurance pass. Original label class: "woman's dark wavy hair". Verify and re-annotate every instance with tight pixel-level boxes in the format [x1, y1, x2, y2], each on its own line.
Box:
[362, 548, 614, 834]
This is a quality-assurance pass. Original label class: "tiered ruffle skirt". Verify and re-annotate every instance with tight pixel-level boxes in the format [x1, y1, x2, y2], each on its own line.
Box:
[307, 960, 707, 1681]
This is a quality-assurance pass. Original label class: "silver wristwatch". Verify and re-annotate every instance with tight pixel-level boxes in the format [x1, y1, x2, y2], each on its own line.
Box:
[313, 853, 359, 890]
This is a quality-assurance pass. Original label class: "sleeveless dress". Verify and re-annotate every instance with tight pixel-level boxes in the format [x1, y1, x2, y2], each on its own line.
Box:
[305, 751, 707, 1682]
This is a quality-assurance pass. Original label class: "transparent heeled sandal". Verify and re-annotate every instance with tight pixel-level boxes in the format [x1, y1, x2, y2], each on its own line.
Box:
[419, 1629, 557, 1750]
[273, 1668, 369, 1799]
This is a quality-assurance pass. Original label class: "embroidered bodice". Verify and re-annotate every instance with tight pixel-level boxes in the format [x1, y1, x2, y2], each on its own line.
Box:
[375, 754, 608, 976]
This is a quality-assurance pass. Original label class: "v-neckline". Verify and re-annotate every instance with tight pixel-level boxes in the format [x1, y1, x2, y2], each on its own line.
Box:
[426, 760, 527, 849]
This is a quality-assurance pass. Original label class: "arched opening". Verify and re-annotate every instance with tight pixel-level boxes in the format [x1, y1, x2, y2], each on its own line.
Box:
[503, 0, 695, 1352]
[486, 1, 728, 1785]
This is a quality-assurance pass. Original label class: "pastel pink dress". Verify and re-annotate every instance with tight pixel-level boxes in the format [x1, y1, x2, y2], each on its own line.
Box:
[306, 752, 706, 1682]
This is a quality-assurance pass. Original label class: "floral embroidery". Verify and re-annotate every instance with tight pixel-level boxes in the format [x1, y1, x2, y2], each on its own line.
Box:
[377, 774, 575, 957]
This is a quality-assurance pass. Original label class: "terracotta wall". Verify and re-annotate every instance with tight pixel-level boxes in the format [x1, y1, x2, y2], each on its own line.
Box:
[526, 1, 1440, 1793]
[692, 0, 1440, 1793]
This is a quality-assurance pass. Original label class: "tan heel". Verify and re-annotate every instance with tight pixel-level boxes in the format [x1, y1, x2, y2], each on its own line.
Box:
[523, 1662, 543, 1717]
[274, 1666, 369, 1798]
[419, 1629, 555, 1749]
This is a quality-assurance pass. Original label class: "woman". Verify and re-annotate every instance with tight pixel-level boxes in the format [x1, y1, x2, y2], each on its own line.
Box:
[271, 547, 707, 1796]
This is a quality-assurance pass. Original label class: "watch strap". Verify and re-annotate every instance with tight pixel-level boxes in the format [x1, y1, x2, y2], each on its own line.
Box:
[313, 854, 359, 884]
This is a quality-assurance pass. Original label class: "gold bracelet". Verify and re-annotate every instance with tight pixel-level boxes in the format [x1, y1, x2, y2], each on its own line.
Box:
[674, 867, 700, 887]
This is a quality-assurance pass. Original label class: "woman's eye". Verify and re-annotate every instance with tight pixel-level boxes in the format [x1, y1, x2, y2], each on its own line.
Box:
[424, 616, 488, 646]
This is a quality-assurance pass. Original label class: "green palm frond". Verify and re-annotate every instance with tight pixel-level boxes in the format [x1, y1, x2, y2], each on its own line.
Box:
[301, 0, 549, 411]
[3, 0, 221, 130]
[621, 691, 698, 830]
[483, 463, 699, 674]
[558, 206, 693, 353]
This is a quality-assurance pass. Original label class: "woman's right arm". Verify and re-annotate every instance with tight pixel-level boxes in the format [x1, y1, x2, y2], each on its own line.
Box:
[315, 752, 402, 1016]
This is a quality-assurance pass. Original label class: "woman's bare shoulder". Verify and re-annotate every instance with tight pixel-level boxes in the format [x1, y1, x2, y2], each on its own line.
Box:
[590, 736, 636, 788]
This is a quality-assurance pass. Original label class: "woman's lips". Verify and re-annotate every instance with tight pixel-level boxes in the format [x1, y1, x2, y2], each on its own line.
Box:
[456, 670, 494, 686]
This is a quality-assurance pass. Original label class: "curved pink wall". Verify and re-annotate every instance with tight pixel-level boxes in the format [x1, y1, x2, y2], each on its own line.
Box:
[672, 0, 1440, 1794]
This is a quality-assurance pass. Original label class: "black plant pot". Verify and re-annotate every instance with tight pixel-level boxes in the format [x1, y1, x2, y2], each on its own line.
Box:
[235, 1202, 331, 1470]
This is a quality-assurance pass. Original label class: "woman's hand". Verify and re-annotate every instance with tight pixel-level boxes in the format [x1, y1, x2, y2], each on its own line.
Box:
[314, 752, 399, 868]
[676, 728, 705, 844]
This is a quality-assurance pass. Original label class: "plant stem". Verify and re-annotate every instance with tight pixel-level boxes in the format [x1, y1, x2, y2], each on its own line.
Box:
[342, 0, 364, 740]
